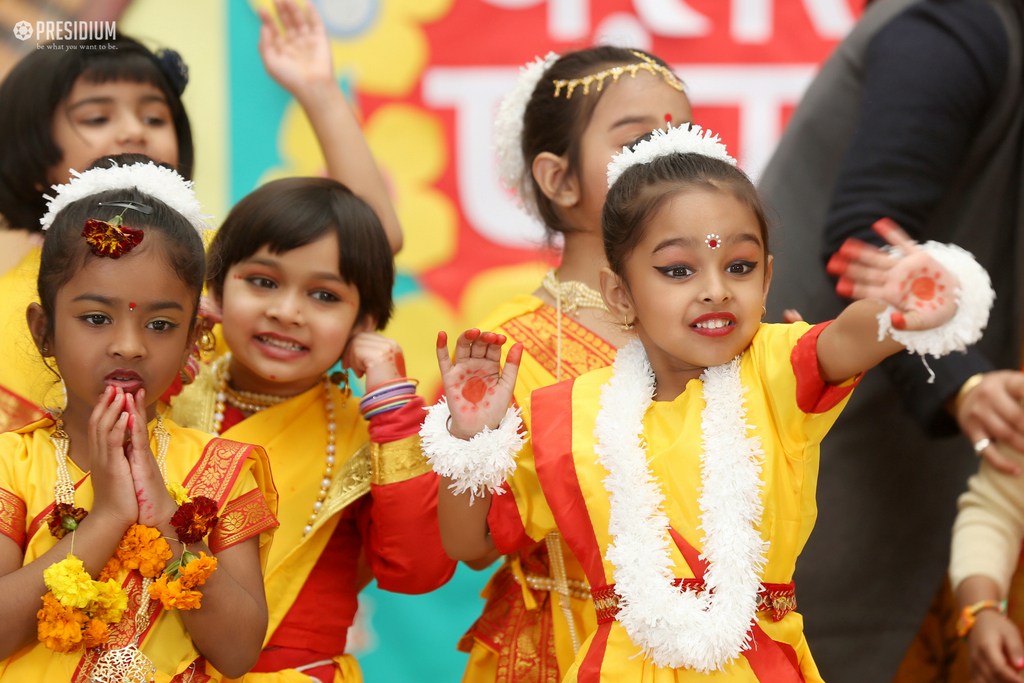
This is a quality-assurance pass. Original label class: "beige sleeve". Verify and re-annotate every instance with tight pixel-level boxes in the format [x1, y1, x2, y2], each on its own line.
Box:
[950, 445, 1024, 595]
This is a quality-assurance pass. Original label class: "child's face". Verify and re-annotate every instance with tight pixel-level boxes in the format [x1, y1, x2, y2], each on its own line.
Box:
[43, 243, 195, 420]
[49, 78, 179, 185]
[218, 232, 364, 396]
[620, 188, 771, 372]
[573, 72, 692, 233]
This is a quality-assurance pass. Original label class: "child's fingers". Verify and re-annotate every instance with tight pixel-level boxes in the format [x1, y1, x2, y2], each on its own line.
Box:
[435, 332, 454, 374]
[873, 218, 919, 255]
[105, 411, 130, 457]
[453, 329, 480, 364]
[500, 343, 524, 388]
[275, 0, 299, 36]
[125, 392, 149, 453]
[303, 0, 326, 32]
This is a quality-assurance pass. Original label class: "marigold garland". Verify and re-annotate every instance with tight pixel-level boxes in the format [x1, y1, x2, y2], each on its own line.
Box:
[37, 555, 127, 653]
[115, 523, 172, 578]
[44, 555, 99, 609]
[150, 550, 217, 610]
[47, 503, 88, 539]
[170, 495, 219, 544]
[37, 592, 88, 653]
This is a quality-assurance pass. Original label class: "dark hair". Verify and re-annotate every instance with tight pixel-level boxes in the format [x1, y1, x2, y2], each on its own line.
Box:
[37, 185, 206, 341]
[207, 177, 395, 329]
[0, 34, 193, 232]
[603, 151, 771, 277]
[522, 47, 677, 238]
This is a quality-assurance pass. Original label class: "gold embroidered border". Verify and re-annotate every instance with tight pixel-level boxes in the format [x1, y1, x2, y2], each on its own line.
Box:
[209, 487, 278, 553]
[0, 486, 26, 548]
[311, 444, 371, 536]
[184, 438, 253, 508]
[503, 307, 615, 380]
[371, 434, 431, 485]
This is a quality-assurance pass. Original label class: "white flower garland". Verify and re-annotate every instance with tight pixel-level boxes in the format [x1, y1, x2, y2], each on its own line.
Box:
[494, 52, 560, 218]
[40, 161, 211, 235]
[876, 241, 994, 361]
[607, 124, 737, 189]
[594, 340, 767, 672]
[421, 398, 525, 504]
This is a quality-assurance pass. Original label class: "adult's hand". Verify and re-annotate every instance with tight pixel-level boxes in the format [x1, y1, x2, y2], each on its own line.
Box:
[956, 370, 1024, 475]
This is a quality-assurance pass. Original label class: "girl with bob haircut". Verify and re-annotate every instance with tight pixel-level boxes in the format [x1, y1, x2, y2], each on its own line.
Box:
[169, 175, 454, 683]
[425, 125, 996, 682]
[462, 45, 693, 683]
[0, 160, 278, 682]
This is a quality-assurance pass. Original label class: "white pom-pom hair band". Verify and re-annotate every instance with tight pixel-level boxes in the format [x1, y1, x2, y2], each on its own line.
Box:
[40, 160, 211, 236]
[494, 52, 560, 218]
[607, 124, 737, 189]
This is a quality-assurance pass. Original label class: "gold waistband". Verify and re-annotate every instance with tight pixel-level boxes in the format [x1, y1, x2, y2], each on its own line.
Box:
[512, 568, 591, 601]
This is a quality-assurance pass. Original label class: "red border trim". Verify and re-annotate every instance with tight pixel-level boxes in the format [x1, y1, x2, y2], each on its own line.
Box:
[791, 321, 861, 414]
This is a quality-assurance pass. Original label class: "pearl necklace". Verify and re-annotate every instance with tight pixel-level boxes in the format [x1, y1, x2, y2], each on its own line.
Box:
[541, 268, 608, 315]
[210, 355, 338, 537]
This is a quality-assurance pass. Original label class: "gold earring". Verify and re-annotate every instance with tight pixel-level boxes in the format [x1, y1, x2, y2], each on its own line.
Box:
[622, 315, 635, 331]
[330, 368, 352, 405]
[197, 326, 217, 355]
[761, 306, 767, 319]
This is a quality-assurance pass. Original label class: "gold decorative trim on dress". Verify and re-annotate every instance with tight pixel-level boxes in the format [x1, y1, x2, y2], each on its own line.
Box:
[209, 487, 278, 553]
[502, 306, 615, 380]
[552, 51, 684, 99]
[183, 438, 254, 507]
[0, 486, 26, 548]
[310, 443, 372, 536]
[168, 362, 218, 434]
[370, 434, 432, 485]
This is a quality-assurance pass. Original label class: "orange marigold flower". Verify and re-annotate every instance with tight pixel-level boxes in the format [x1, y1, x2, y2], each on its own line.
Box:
[116, 524, 171, 578]
[98, 557, 121, 583]
[178, 553, 217, 589]
[81, 619, 108, 648]
[36, 592, 87, 653]
[149, 576, 203, 610]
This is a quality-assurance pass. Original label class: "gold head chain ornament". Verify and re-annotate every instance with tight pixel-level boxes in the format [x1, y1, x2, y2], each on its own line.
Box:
[552, 51, 685, 99]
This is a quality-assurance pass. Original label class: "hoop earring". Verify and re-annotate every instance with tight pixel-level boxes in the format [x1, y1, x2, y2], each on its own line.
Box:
[622, 315, 635, 331]
[761, 306, 767, 319]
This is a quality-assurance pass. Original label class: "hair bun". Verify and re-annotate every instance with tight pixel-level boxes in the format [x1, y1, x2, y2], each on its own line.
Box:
[154, 48, 189, 97]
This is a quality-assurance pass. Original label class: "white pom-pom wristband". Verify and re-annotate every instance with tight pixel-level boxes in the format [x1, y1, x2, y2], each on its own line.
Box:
[420, 399, 524, 504]
[877, 241, 995, 359]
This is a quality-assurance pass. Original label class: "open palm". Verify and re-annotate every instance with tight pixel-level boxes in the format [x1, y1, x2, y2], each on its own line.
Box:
[436, 329, 522, 439]
[257, 0, 334, 95]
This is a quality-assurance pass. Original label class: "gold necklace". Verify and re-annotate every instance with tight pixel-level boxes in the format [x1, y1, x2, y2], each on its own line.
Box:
[50, 413, 170, 683]
[541, 268, 608, 315]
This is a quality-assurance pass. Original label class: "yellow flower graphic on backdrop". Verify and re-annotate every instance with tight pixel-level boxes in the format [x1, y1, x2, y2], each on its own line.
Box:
[249, 0, 452, 96]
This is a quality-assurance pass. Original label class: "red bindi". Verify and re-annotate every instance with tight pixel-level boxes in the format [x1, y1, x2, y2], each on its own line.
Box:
[128, 302, 136, 311]
[664, 113, 672, 124]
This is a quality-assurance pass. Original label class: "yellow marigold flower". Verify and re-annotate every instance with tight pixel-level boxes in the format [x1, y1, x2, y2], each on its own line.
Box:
[81, 618, 108, 648]
[89, 579, 127, 623]
[166, 482, 191, 506]
[36, 592, 86, 653]
[43, 555, 99, 609]
[116, 524, 171, 578]
[178, 553, 217, 589]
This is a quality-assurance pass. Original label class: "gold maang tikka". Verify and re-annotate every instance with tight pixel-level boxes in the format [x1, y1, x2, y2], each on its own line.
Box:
[552, 51, 685, 99]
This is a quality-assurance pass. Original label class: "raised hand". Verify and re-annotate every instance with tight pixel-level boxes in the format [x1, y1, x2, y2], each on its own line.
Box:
[828, 218, 958, 331]
[436, 329, 522, 440]
[342, 332, 407, 388]
[123, 389, 177, 529]
[86, 387, 138, 529]
[257, 0, 334, 98]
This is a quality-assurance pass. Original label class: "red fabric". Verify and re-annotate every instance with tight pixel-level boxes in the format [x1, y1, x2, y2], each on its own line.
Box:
[532, 379, 607, 586]
[488, 480, 535, 555]
[220, 404, 245, 432]
[669, 526, 709, 579]
[358, 471, 456, 594]
[159, 374, 183, 405]
[252, 518, 360, 669]
[367, 395, 426, 443]
[578, 622, 612, 683]
[791, 321, 861, 414]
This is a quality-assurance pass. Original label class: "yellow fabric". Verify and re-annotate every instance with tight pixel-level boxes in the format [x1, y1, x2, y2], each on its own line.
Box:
[504, 323, 851, 681]
[172, 365, 370, 682]
[223, 654, 362, 683]
[465, 295, 607, 682]
[0, 248, 58, 411]
[0, 416, 277, 682]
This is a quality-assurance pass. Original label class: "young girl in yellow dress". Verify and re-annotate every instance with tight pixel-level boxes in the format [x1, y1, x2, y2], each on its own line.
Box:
[462, 46, 693, 683]
[0, 161, 278, 682]
[425, 125, 996, 681]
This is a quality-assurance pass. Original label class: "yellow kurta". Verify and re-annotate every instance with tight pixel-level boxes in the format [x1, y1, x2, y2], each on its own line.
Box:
[0, 248, 49, 432]
[490, 323, 857, 682]
[463, 295, 615, 683]
[0, 416, 278, 682]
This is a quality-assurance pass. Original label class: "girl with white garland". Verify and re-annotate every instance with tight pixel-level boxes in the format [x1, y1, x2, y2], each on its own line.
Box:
[424, 125, 995, 682]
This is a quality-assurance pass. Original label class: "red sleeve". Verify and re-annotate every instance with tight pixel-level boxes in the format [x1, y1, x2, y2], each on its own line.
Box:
[356, 470, 456, 594]
[487, 481, 535, 555]
[791, 321, 862, 414]
[367, 396, 425, 443]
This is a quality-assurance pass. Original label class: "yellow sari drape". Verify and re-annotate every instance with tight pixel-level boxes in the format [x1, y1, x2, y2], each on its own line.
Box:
[463, 295, 614, 683]
[0, 248, 49, 432]
[0, 417, 278, 682]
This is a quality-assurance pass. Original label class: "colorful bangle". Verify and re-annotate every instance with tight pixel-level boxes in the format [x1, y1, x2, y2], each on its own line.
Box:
[956, 598, 1007, 639]
[364, 377, 419, 394]
[363, 396, 414, 419]
[359, 383, 417, 409]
